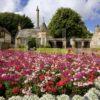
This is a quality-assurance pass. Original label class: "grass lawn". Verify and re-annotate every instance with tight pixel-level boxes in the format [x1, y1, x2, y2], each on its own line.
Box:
[36, 48, 69, 54]
[13, 47, 100, 55]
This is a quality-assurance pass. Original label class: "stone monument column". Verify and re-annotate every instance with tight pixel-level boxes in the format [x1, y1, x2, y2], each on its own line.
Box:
[36, 6, 40, 28]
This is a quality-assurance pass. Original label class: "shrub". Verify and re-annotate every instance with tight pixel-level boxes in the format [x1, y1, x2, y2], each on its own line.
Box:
[28, 37, 36, 49]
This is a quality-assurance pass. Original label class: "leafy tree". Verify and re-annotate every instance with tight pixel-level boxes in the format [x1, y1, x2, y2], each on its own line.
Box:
[0, 12, 34, 43]
[48, 8, 91, 38]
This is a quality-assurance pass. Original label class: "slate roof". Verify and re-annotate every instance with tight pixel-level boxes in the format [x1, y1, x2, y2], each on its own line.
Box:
[17, 28, 40, 38]
[40, 22, 48, 32]
[0, 26, 10, 34]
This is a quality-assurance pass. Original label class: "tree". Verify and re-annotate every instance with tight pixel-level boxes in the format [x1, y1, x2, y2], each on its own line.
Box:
[48, 8, 91, 38]
[0, 12, 34, 43]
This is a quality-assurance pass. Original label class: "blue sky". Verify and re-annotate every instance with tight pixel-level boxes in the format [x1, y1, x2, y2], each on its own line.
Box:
[20, 0, 28, 6]
[0, 0, 100, 32]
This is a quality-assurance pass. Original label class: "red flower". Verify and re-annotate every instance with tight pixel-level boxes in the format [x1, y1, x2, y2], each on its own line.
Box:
[15, 66, 21, 71]
[39, 75, 45, 81]
[51, 88, 57, 93]
[0, 84, 5, 90]
[56, 80, 66, 87]
[12, 87, 20, 95]
[45, 86, 57, 93]
[88, 71, 95, 82]
[48, 81, 54, 85]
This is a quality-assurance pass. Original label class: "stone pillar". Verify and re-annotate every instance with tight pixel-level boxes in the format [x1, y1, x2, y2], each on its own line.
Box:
[36, 6, 39, 28]
[63, 40, 66, 48]
[70, 38, 75, 48]
[44, 37, 47, 46]
[15, 38, 19, 48]
[81, 41, 84, 48]
[53, 41, 56, 48]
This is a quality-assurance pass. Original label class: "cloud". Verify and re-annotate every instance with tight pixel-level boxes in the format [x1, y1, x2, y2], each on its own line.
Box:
[0, 0, 20, 12]
[57, 0, 100, 20]
[20, 0, 100, 26]
[0, 0, 99, 27]
[20, 0, 59, 25]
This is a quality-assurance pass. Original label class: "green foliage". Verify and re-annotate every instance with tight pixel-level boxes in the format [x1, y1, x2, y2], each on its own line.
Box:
[5, 89, 12, 98]
[28, 36, 36, 49]
[48, 8, 91, 38]
[18, 44, 26, 48]
[0, 12, 34, 43]
[37, 48, 67, 54]
[4, 82, 10, 90]
[72, 85, 93, 96]
[31, 84, 41, 96]
[17, 44, 27, 51]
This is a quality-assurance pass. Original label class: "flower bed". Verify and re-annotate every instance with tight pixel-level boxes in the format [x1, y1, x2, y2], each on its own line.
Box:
[0, 76, 100, 100]
[0, 50, 100, 98]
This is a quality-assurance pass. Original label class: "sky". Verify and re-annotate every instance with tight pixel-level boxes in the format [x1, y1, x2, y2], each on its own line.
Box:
[0, 0, 100, 32]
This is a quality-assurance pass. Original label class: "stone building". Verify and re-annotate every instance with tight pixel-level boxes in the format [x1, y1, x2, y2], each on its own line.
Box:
[90, 25, 100, 48]
[70, 25, 100, 49]
[16, 6, 99, 49]
[16, 6, 48, 48]
[15, 6, 66, 48]
[70, 37, 91, 48]
[0, 26, 11, 49]
[16, 23, 48, 48]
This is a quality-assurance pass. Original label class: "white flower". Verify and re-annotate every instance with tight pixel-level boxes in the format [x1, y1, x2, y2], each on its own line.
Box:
[83, 82, 89, 86]
[22, 87, 32, 95]
[40, 87, 46, 92]
[84, 89, 99, 100]
[97, 70, 100, 73]
[94, 76, 100, 90]
[56, 94, 70, 100]
[72, 95, 83, 100]
[87, 88, 100, 98]
[77, 82, 83, 87]
[23, 95, 39, 100]
[0, 97, 5, 100]
[40, 94, 55, 100]
[32, 72, 35, 77]
[93, 89, 100, 97]
[8, 96, 23, 100]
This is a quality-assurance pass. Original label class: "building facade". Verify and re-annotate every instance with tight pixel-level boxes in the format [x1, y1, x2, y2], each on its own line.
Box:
[15, 6, 100, 49]
[90, 25, 100, 48]
[15, 6, 66, 48]
[0, 27, 11, 49]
